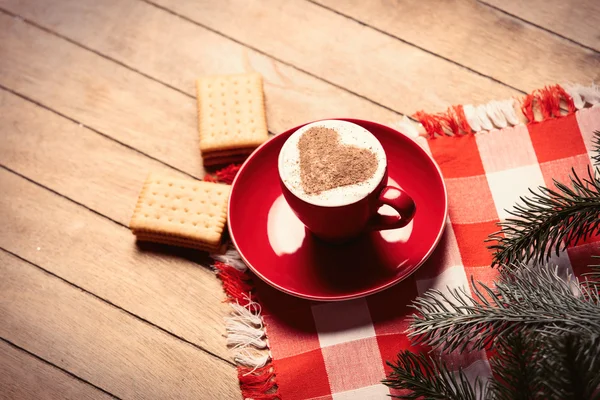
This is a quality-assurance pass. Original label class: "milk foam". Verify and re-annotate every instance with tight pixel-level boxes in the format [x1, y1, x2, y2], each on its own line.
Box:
[278, 120, 387, 207]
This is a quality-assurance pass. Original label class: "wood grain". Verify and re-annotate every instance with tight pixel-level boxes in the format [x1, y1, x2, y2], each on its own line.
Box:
[0, 89, 189, 225]
[313, 0, 600, 91]
[483, 0, 600, 53]
[0, 340, 114, 400]
[0, 249, 240, 399]
[0, 152, 232, 361]
[0, 0, 400, 132]
[148, 0, 519, 113]
[0, 12, 201, 176]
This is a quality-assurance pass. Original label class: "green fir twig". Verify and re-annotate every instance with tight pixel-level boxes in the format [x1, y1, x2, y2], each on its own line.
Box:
[593, 131, 600, 167]
[538, 334, 600, 400]
[488, 167, 600, 267]
[488, 131, 600, 267]
[382, 351, 487, 400]
[408, 264, 600, 353]
[489, 332, 545, 400]
[385, 333, 600, 400]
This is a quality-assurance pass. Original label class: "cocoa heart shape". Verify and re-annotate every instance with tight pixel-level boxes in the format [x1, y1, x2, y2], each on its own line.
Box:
[298, 126, 378, 195]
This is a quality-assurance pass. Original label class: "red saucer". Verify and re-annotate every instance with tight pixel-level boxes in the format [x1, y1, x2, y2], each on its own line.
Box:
[228, 119, 447, 301]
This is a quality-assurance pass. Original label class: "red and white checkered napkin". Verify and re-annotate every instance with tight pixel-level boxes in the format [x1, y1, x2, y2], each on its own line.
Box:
[252, 106, 600, 400]
[217, 89, 600, 399]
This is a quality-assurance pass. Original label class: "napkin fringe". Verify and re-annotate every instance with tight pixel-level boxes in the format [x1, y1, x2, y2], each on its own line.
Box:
[208, 166, 280, 399]
[212, 256, 280, 399]
[413, 83, 599, 138]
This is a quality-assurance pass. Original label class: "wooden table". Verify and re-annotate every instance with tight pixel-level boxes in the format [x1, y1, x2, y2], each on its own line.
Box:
[0, 0, 598, 398]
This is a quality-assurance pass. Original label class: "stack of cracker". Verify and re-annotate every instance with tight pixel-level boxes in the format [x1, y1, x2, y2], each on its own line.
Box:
[196, 72, 269, 166]
[130, 173, 230, 253]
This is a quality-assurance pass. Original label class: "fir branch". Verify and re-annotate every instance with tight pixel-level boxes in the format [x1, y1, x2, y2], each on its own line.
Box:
[490, 131, 600, 267]
[593, 130, 600, 167]
[583, 255, 600, 288]
[382, 351, 488, 400]
[409, 264, 600, 353]
[488, 167, 600, 267]
[489, 333, 545, 400]
[538, 334, 600, 400]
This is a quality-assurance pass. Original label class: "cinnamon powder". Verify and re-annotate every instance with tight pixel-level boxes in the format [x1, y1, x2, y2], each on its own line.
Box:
[298, 127, 378, 195]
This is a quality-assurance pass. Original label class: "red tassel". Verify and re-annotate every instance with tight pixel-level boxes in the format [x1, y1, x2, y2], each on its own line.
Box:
[440, 106, 470, 136]
[203, 174, 217, 182]
[238, 366, 280, 399]
[555, 84, 576, 114]
[441, 114, 459, 135]
[414, 111, 445, 138]
[215, 164, 242, 185]
[549, 85, 562, 118]
[521, 94, 535, 123]
[452, 105, 471, 134]
[203, 164, 241, 184]
[214, 261, 256, 306]
[535, 90, 551, 120]
[238, 367, 276, 390]
[536, 86, 561, 120]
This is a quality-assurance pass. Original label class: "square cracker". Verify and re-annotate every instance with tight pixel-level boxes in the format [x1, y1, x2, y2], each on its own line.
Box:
[196, 72, 268, 158]
[130, 173, 231, 251]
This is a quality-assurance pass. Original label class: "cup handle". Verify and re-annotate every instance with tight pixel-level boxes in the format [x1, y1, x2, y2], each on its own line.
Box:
[368, 186, 416, 230]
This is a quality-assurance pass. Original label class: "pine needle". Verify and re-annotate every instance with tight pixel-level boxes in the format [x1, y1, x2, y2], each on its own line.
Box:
[382, 351, 488, 400]
[583, 255, 600, 288]
[593, 130, 600, 167]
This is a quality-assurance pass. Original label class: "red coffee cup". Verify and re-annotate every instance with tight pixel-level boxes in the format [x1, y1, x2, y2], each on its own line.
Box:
[278, 120, 416, 242]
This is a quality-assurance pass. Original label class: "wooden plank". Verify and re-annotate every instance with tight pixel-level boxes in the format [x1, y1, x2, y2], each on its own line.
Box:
[0, 142, 232, 361]
[0, 249, 240, 399]
[139, 0, 516, 112]
[483, 0, 600, 53]
[313, 0, 600, 92]
[0, 0, 399, 136]
[0, 89, 189, 225]
[0, 340, 114, 400]
[0, 12, 201, 176]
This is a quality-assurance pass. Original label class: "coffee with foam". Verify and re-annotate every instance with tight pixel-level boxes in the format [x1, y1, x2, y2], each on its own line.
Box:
[278, 120, 387, 207]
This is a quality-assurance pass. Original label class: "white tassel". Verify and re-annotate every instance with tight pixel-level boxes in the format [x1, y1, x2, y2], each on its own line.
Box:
[463, 99, 519, 133]
[564, 83, 600, 109]
[485, 101, 508, 128]
[564, 84, 585, 109]
[212, 245, 247, 272]
[476, 105, 494, 131]
[226, 298, 268, 350]
[234, 349, 270, 369]
[228, 302, 263, 328]
[463, 104, 482, 132]
[578, 84, 600, 105]
[226, 331, 267, 349]
[500, 99, 519, 126]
